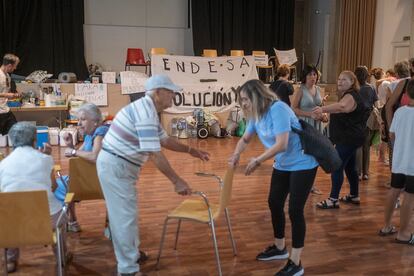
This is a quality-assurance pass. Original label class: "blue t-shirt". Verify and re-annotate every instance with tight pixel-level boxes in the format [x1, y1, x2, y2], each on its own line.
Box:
[245, 101, 318, 171]
[82, 125, 109, 151]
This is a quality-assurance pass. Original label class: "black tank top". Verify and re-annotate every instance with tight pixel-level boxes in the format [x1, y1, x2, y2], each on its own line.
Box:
[329, 90, 370, 147]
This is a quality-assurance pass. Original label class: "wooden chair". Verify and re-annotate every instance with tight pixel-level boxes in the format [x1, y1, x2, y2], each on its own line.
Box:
[66, 157, 104, 201]
[252, 50, 275, 83]
[156, 169, 237, 276]
[203, 49, 218, 57]
[0, 190, 74, 276]
[230, 50, 244, 57]
[55, 157, 108, 235]
[150, 47, 167, 56]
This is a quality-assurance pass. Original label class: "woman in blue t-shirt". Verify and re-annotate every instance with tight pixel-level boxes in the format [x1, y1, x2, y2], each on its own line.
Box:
[228, 80, 318, 276]
[55, 103, 109, 232]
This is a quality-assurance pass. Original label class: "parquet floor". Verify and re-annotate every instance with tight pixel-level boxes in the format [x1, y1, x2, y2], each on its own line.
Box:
[1, 137, 414, 275]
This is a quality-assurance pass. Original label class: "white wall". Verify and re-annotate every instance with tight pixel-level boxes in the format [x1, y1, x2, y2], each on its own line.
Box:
[84, 0, 193, 72]
[372, 0, 412, 69]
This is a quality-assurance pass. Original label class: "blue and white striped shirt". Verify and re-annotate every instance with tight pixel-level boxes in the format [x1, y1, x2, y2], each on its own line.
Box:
[102, 95, 168, 166]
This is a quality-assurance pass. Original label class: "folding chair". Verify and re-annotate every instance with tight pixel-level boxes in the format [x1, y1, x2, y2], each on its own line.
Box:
[156, 169, 237, 276]
[0, 191, 74, 276]
[125, 48, 149, 74]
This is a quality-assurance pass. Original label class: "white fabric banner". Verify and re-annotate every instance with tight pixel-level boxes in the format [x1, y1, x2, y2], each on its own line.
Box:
[151, 55, 258, 113]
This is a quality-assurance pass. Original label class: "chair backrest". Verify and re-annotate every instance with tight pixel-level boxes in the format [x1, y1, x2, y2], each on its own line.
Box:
[68, 157, 104, 201]
[126, 48, 146, 65]
[203, 49, 218, 57]
[0, 190, 54, 247]
[230, 50, 244, 57]
[219, 168, 234, 212]
[151, 47, 167, 55]
[252, 50, 266, 56]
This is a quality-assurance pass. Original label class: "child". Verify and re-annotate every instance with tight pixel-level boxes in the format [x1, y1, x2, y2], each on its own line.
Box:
[379, 79, 414, 243]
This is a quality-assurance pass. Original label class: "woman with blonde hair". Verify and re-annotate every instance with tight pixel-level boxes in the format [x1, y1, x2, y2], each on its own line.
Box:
[229, 79, 318, 276]
[313, 71, 370, 209]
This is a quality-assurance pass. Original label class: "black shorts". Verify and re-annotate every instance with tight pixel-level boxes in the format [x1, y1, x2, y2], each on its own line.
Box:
[0, 111, 17, 135]
[391, 173, 414, 193]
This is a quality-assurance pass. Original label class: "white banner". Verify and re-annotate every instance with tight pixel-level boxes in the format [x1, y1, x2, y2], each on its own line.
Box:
[74, 83, 107, 106]
[151, 55, 258, 113]
[120, 71, 148, 95]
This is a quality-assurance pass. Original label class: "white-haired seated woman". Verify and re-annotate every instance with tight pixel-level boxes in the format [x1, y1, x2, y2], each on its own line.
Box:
[0, 122, 69, 273]
[54, 103, 109, 232]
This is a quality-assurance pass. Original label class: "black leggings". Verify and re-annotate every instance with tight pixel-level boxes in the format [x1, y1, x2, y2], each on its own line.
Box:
[268, 167, 317, 248]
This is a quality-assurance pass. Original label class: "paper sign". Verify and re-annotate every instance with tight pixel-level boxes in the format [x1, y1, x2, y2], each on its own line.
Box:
[120, 71, 148, 95]
[254, 54, 269, 66]
[102, 72, 116, 84]
[274, 48, 297, 66]
[75, 83, 108, 106]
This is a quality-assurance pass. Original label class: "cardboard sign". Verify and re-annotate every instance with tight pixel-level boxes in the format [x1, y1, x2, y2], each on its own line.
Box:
[120, 71, 148, 95]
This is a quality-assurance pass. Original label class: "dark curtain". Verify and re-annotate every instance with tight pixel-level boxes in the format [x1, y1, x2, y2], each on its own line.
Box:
[191, 0, 295, 56]
[0, 0, 88, 79]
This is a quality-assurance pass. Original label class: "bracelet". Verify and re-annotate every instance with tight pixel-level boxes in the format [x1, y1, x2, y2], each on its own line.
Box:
[187, 146, 192, 153]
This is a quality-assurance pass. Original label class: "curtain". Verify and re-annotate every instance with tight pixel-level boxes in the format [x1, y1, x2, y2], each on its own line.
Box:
[0, 0, 88, 79]
[337, 0, 377, 74]
[191, 0, 295, 56]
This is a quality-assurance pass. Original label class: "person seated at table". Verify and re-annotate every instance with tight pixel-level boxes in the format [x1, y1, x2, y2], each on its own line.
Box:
[54, 103, 109, 232]
[0, 122, 69, 273]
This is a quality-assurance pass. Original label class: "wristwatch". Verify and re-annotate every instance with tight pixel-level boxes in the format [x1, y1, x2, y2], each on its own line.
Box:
[71, 149, 77, 156]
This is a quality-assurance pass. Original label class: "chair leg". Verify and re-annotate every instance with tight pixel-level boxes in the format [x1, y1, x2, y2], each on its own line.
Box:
[56, 229, 63, 276]
[4, 248, 8, 276]
[209, 220, 222, 276]
[156, 217, 170, 270]
[174, 219, 181, 250]
[224, 208, 237, 256]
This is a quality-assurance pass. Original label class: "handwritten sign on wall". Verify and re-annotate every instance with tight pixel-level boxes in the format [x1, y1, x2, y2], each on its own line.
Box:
[74, 83, 108, 106]
[120, 71, 148, 95]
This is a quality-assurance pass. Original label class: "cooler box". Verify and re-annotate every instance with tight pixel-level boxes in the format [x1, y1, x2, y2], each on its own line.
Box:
[36, 126, 49, 149]
[49, 127, 60, 146]
[0, 134, 7, 147]
[59, 128, 78, 147]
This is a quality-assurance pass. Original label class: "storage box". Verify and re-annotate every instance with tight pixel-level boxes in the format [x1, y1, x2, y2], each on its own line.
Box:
[36, 126, 49, 149]
[49, 127, 60, 146]
[59, 128, 78, 147]
[0, 134, 7, 147]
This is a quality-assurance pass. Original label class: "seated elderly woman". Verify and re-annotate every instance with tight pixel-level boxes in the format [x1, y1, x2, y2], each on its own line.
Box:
[0, 122, 69, 273]
[54, 103, 109, 232]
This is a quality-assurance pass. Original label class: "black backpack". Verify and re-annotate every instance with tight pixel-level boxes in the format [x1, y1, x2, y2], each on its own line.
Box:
[292, 119, 342, 173]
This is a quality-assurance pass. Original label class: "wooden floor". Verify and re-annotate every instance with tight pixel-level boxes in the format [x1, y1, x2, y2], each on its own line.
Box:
[2, 137, 414, 275]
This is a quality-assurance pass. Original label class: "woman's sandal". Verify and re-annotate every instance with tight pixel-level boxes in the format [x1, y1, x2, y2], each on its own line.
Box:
[316, 198, 339, 209]
[395, 233, 414, 245]
[378, 225, 397, 236]
[339, 195, 360, 205]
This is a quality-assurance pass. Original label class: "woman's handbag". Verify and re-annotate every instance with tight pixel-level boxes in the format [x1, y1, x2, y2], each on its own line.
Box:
[292, 119, 342, 173]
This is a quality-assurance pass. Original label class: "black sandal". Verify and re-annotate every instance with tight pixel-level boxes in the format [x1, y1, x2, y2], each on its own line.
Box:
[378, 226, 397, 236]
[317, 198, 339, 209]
[340, 195, 360, 205]
[395, 234, 414, 245]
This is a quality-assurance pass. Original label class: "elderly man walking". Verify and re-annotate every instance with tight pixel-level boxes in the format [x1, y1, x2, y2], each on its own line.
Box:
[97, 74, 210, 275]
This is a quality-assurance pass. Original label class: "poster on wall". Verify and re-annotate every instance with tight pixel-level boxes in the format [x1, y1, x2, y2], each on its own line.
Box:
[120, 71, 148, 94]
[151, 54, 258, 113]
[75, 83, 108, 106]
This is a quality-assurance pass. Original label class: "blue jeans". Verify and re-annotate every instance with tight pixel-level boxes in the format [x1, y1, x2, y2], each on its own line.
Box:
[330, 144, 360, 199]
